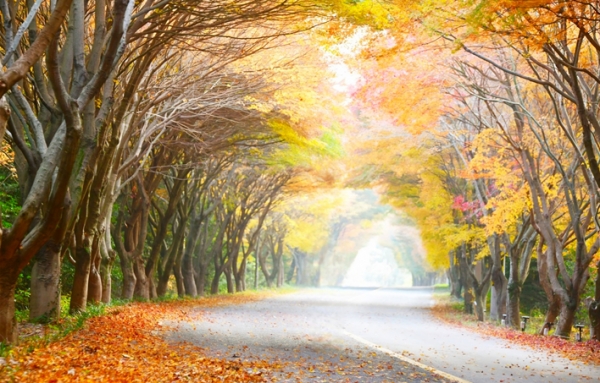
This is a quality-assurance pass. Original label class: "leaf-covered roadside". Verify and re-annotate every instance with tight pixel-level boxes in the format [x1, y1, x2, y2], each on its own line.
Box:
[431, 300, 600, 367]
[0, 294, 277, 382]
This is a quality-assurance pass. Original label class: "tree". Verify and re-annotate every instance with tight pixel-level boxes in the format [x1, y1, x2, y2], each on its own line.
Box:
[257, 213, 288, 288]
[442, 46, 599, 335]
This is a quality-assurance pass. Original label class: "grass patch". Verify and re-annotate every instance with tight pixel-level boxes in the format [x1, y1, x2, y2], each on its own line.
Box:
[433, 283, 449, 293]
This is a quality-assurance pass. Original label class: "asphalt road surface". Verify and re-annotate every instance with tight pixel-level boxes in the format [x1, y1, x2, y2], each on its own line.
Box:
[168, 288, 600, 382]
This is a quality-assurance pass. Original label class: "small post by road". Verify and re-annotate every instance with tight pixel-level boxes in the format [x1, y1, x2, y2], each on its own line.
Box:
[501, 314, 507, 327]
[574, 324, 585, 342]
[543, 322, 553, 336]
[520, 316, 530, 332]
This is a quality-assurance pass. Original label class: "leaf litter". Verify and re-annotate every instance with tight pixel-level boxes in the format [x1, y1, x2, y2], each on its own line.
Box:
[431, 300, 600, 367]
[0, 293, 276, 382]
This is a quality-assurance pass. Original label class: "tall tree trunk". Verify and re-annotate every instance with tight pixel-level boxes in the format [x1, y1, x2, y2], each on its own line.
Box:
[0, 98, 9, 148]
[0, 267, 19, 343]
[254, 238, 261, 290]
[225, 269, 235, 294]
[148, 276, 157, 299]
[272, 247, 283, 288]
[537, 244, 561, 334]
[182, 250, 197, 297]
[157, 245, 178, 297]
[100, 249, 115, 303]
[234, 257, 247, 292]
[133, 258, 149, 300]
[157, 218, 187, 297]
[490, 274, 507, 322]
[239, 258, 247, 292]
[448, 251, 462, 299]
[291, 248, 308, 285]
[173, 247, 185, 297]
[225, 266, 234, 294]
[194, 227, 211, 297]
[210, 268, 221, 295]
[587, 298, 600, 340]
[471, 258, 492, 322]
[286, 257, 296, 284]
[157, 265, 172, 297]
[299, 252, 308, 285]
[211, 249, 224, 295]
[119, 254, 136, 300]
[181, 215, 201, 297]
[194, 232, 211, 297]
[259, 242, 274, 288]
[29, 242, 62, 320]
[144, 174, 186, 299]
[506, 281, 521, 329]
[458, 246, 473, 314]
[30, 198, 71, 319]
[264, 273, 273, 288]
[70, 238, 93, 313]
[555, 299, 578, 338]
[542, 295, 561, 335]
[474, 290, 485, 321]
[196, 262, 207, 296]
[234, 265, 242, 292]
[588, 260, 600, 340]
[87, 250, 102, 304]
[506, 253, 522, 329]
[277, 255, 284, 287]
[254, 255, 259, 289]
[489, 236, 507, 322]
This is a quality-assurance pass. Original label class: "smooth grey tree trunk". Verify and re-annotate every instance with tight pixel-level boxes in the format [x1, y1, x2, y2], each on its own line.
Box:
[29, 243, 61, 320]
[119, 254, 136, 300]
[100, 250, 115, 303]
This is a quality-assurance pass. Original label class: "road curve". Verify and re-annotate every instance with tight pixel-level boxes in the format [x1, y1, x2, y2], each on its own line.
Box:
[168, 288, 600, 382]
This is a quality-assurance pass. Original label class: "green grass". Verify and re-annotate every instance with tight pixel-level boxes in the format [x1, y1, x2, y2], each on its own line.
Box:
[433, 284, 450, 294]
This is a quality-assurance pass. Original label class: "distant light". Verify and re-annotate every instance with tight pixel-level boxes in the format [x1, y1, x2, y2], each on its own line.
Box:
[341, 237, 412, 288]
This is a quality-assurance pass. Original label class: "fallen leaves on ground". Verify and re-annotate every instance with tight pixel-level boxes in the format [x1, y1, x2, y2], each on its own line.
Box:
[1, 293, 277, 382]
[431, 300, 600, 366]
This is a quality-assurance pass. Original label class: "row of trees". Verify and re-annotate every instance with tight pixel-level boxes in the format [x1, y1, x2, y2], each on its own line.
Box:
[350, 0, 600, 340]
[0, 0, 384, 344]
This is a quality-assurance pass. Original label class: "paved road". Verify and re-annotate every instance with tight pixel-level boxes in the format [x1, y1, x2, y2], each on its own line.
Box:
[169, 288, 600, 382]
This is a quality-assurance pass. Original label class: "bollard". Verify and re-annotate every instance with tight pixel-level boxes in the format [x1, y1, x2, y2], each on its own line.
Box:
[574, 324, 584, 342]
[521, 316, 530, 332]
[501, 314, 507, 327]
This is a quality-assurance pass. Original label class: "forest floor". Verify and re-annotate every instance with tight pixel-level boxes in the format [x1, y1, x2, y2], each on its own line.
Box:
[0, 292, 282, 382]
[431, 293, 600, 367]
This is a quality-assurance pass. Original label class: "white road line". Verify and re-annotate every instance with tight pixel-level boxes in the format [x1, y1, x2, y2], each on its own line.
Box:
[341, 329, 471, 383]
